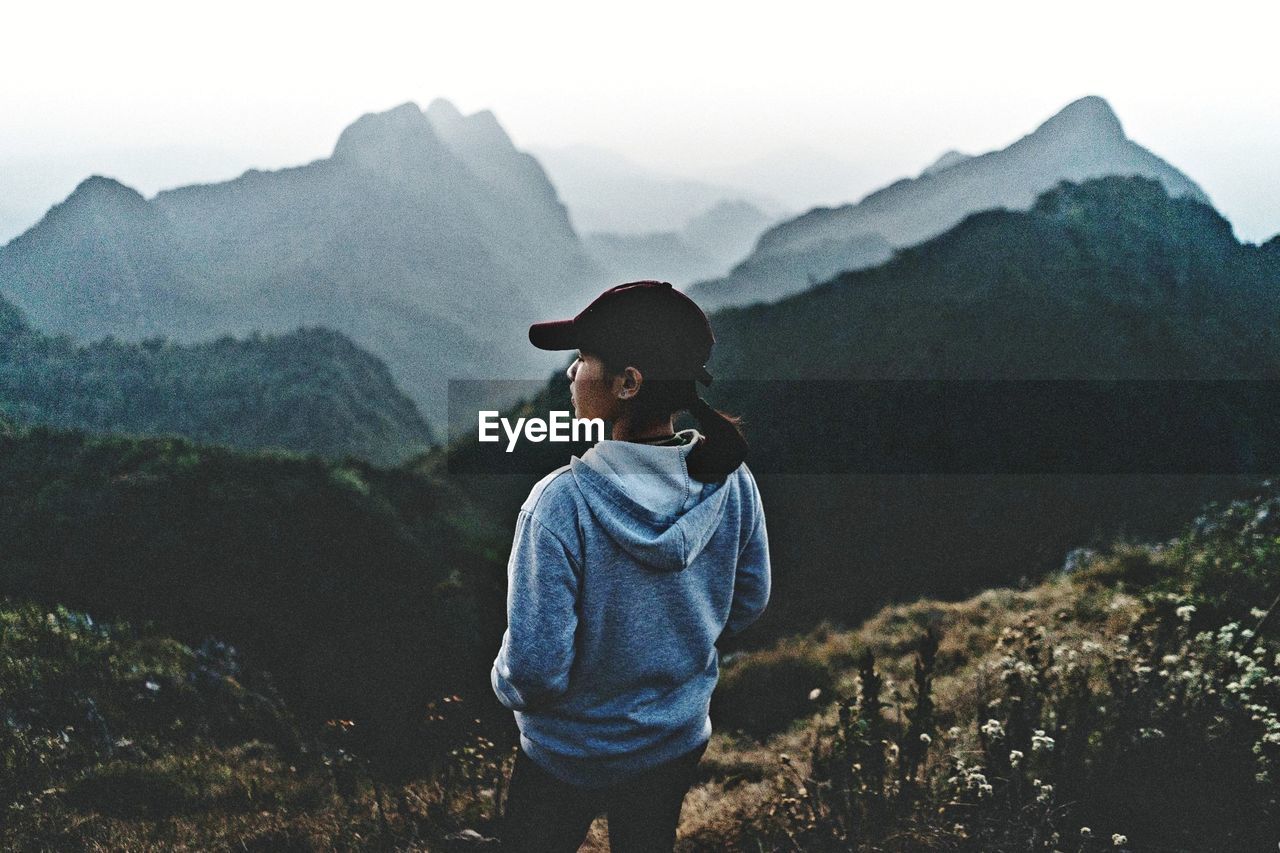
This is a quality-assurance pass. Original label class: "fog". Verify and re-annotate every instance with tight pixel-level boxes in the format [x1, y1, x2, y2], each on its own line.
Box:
[2, 0, 1276, 241]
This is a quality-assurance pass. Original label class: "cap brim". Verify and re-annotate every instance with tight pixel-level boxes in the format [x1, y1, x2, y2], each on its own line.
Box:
[528, 319, 578, 351]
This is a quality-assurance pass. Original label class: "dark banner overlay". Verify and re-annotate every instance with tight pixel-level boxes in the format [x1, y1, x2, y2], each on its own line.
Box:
[447, 380, 1280, 476]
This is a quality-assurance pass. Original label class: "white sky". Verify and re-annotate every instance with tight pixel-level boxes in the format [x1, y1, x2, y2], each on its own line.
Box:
[2, 0, 1277, 240]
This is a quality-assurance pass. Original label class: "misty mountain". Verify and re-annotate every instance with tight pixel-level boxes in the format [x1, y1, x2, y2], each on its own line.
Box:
[531, 143, 784, 234]
[583, 232, 720, 288]
[710, 177, 1270, 381]
[688, 96, 1210, 311]
[920, 149, 973, 177]
[583, 199, 775, 287]
[422, 98, 589, 308]
[0, 293, 433, 464]
[681, 200, 775, 267]
[0, 101, 602, 423]
[695, 144, 877, 212]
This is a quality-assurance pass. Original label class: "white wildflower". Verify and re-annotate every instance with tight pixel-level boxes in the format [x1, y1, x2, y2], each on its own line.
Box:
[1031, 730, 1055, 751]
[1112, 833, 1127, 847]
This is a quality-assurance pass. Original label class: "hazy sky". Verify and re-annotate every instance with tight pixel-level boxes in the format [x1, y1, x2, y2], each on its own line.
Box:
[3, 0, 1277, 241]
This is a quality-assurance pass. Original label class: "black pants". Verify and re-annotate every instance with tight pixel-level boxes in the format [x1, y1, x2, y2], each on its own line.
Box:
[500, 740, 708, 853]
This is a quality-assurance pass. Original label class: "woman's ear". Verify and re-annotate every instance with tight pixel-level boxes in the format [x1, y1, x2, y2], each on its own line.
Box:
[616, 366, 644, 400]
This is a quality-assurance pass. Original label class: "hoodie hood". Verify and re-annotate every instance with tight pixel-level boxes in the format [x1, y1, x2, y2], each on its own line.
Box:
[572, 432, 731, 572]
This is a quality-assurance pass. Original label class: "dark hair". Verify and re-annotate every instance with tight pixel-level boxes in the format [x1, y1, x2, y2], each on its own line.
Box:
[590, 351, 748, 482]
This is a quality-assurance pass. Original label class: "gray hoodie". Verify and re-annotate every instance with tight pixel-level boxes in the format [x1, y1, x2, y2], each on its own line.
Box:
[490, 430, 771, 788]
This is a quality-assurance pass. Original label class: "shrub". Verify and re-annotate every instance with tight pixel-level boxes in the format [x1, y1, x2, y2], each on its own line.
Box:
[713, 643, 834, 739]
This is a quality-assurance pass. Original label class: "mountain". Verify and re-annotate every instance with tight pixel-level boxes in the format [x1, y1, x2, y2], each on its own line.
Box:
[694, 143, 876, 212]
[582, 199, 776, 287]
[0, 292, 432, 464]
[422, 98, 592, 309]
[698, 176, 1276, 635]
[920, 149, 972, 176]
[531, 143, 784, 234]
[582, 231, 721, 288]
[680, 199, 775, 267]
[0, 176, 216, 340]
[446, 177, 1280, 644]
[0, 102, 602, 423]
[688, 96, 1210, 310]
[709, 176, 1268, 382]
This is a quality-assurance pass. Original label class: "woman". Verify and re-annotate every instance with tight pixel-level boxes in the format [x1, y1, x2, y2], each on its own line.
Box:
[491, 280, 771, 852]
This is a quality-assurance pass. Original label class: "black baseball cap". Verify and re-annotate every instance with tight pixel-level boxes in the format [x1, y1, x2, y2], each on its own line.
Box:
[529, 280, 715, 385]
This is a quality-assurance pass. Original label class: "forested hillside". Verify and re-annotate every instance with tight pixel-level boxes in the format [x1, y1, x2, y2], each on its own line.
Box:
[0, 296, 433, 464]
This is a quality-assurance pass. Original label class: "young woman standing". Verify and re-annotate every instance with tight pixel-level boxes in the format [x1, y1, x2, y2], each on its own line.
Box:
[491, 280, 771, 852]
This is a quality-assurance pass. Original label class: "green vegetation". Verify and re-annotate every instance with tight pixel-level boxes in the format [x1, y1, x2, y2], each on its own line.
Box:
[0, 419, 509, 781]
[0, 597, 501, 851]
[0, 300, 433, 464]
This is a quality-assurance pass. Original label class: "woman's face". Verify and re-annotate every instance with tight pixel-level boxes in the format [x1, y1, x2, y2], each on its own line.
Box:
[567, 351, 622, 421]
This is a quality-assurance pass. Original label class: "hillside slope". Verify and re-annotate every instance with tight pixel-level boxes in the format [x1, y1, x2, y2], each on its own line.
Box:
[0, 294, 432, 464]
[679, 481, 1280, 851]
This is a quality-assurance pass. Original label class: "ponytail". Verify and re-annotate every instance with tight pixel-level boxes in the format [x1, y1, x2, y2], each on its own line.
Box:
[686, 394, 748, 482]
[591, 350, 747, 480]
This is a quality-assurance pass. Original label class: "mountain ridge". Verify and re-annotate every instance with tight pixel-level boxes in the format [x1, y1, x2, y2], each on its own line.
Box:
[688, 96, 1210, 311]
[0, 101, 602, 423]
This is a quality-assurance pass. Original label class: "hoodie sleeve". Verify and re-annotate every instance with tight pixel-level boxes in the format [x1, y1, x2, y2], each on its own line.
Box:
[725, 471, 771, 638]
[491, 509, 581, 712]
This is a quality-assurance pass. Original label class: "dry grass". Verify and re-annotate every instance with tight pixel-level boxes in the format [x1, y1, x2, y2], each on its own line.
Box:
[673, 552, 1148, 850]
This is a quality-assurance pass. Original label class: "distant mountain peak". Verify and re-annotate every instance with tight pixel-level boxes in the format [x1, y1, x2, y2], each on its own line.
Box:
[921, 150, 972, 177]
[66, 175, 147, 206]
[331, 101, 442, 165]
[426, 99, 514, 154]
[22, 175, 155, 230]
[1032, 95, 1124, 141]
[424, 97, 464, 122]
